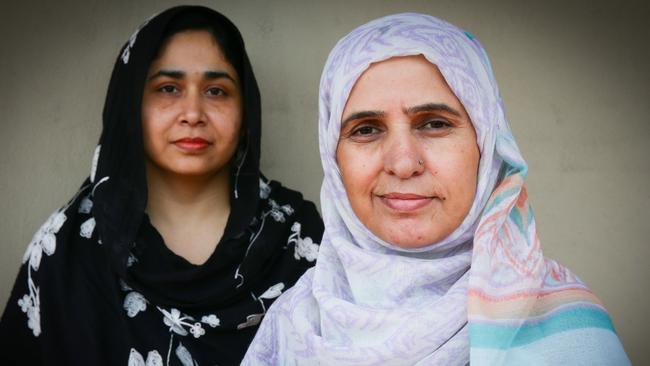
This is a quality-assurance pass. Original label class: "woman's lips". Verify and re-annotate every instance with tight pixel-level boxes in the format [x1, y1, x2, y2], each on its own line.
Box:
[173, 137, 211, 151]
[379, 192, 434, 212]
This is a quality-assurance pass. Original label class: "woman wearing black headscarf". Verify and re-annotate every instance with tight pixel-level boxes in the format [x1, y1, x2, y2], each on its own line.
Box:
[0, 6, 323, 365]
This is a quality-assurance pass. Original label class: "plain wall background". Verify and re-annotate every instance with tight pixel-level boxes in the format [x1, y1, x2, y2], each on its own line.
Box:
[1, 0, 648, 363]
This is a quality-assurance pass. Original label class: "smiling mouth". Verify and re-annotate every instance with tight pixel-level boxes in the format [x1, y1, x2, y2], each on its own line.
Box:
[378, 192, 434, 212]
[173, 137, 211, 151]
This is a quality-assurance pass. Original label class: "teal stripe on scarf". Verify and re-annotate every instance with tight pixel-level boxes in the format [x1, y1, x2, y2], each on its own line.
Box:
[483, 186, 519, 213]
[470, 306, 615, 349]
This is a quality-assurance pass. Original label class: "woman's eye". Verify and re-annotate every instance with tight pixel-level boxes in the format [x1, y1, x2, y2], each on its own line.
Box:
[206, 87, 225, 96]
[159, 85, 178, 93]
[421, 119, 451, 130]
[352, 125, 379, 136]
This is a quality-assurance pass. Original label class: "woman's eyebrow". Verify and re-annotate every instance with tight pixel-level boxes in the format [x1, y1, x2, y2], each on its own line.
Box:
[341, 110, 385, 128]
[148, 69, 184, 81]
[147, 69, 236, 83]
[204, 70, 236, 83]
[404, 103, 461, 117]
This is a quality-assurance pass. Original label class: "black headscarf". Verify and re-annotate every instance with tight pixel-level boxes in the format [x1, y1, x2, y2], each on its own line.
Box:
[0, 6, 323, 365]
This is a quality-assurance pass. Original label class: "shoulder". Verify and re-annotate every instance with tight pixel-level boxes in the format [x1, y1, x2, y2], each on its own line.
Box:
[21, 186, 108, 294]
[244, 269, 318, 365]
[260, 176, 307, 208]
[3, 187, 102, 338]
[260, 176, 324, 236]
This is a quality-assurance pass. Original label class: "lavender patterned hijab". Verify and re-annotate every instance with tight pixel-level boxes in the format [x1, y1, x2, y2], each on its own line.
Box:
[243, 13, 629, 365]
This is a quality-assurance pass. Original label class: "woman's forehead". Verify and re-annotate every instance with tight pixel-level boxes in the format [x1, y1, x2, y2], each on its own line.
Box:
[341, 54, 466, 120]
[342, 55, 467, 117]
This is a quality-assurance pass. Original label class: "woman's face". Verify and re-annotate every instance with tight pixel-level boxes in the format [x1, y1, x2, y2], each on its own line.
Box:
[141, 30, 242, 178]
[336, 55, 480, 248]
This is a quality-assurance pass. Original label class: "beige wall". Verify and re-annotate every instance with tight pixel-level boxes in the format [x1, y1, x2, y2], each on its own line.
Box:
[1, 0, 648, 363]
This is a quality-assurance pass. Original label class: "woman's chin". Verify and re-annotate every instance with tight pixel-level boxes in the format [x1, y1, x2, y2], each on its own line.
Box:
[146, 159, 230, 180]
[371, 224, 448, 249]
[387, 237, 438, 249]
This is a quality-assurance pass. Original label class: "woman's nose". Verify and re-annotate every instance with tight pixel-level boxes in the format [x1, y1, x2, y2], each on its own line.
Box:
[383, 132, 424, 179]
[180, 91, 205, 126]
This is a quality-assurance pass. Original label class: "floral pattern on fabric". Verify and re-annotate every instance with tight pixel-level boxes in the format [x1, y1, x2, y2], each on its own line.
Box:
[19, 209, 67, 336]
[237, 283, 286, 330]
[128, 348, 163, 366]
[120, 280, 228, 364]
[287, 222, 319, 262]
[123, 291, 148, 318]
[1, 7, 324, 366]
[120, 13, 156, 64]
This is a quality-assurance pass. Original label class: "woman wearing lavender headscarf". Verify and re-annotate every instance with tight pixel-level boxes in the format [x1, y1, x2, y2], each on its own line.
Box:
[242, 13, 629, 365]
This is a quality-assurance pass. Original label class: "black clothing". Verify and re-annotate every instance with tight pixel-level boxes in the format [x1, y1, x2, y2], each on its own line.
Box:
[0, 6, 323, 365]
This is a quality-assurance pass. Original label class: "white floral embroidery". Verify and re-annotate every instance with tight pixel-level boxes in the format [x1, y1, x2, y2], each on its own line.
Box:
[90, 145, 101, 183]
[23, 211, 66, 270]
[290, 221, 300, 232]
[175, 342, 198, 366]
[237, 282, 286, 330]
[121, 283, 214, 341]
[295, 237, 318, 262]
[288, 222, 319, 262]
[161, 308, 190, 336]
[236, 313, 264, 330]
[126, 253, 138, 267]
[79, 217, 96, 238]
[128, 348, 145, 366]
[17, 293, 40, 336]
[78, 196, 93, 214]
[189, 322, 205, 338]
[160, 307, 207, 339]
[122, 288, 208, 365]
[237, 197, 294, 288]
[267, 199, 294, 223]
[281, 205, 294, 216]
[145, 350, 163, 366]
[18, 209, 66, 337]
[201, 314, 220, 328]
[128, 348, 162, 366]
[259, 283, 285, 300]
[123, 291, 147, 318]
[236, 197, 298, 289]
[259, 178, 271, 199]
[269, 211, 285, 223]
[120, 14, 155, 64]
